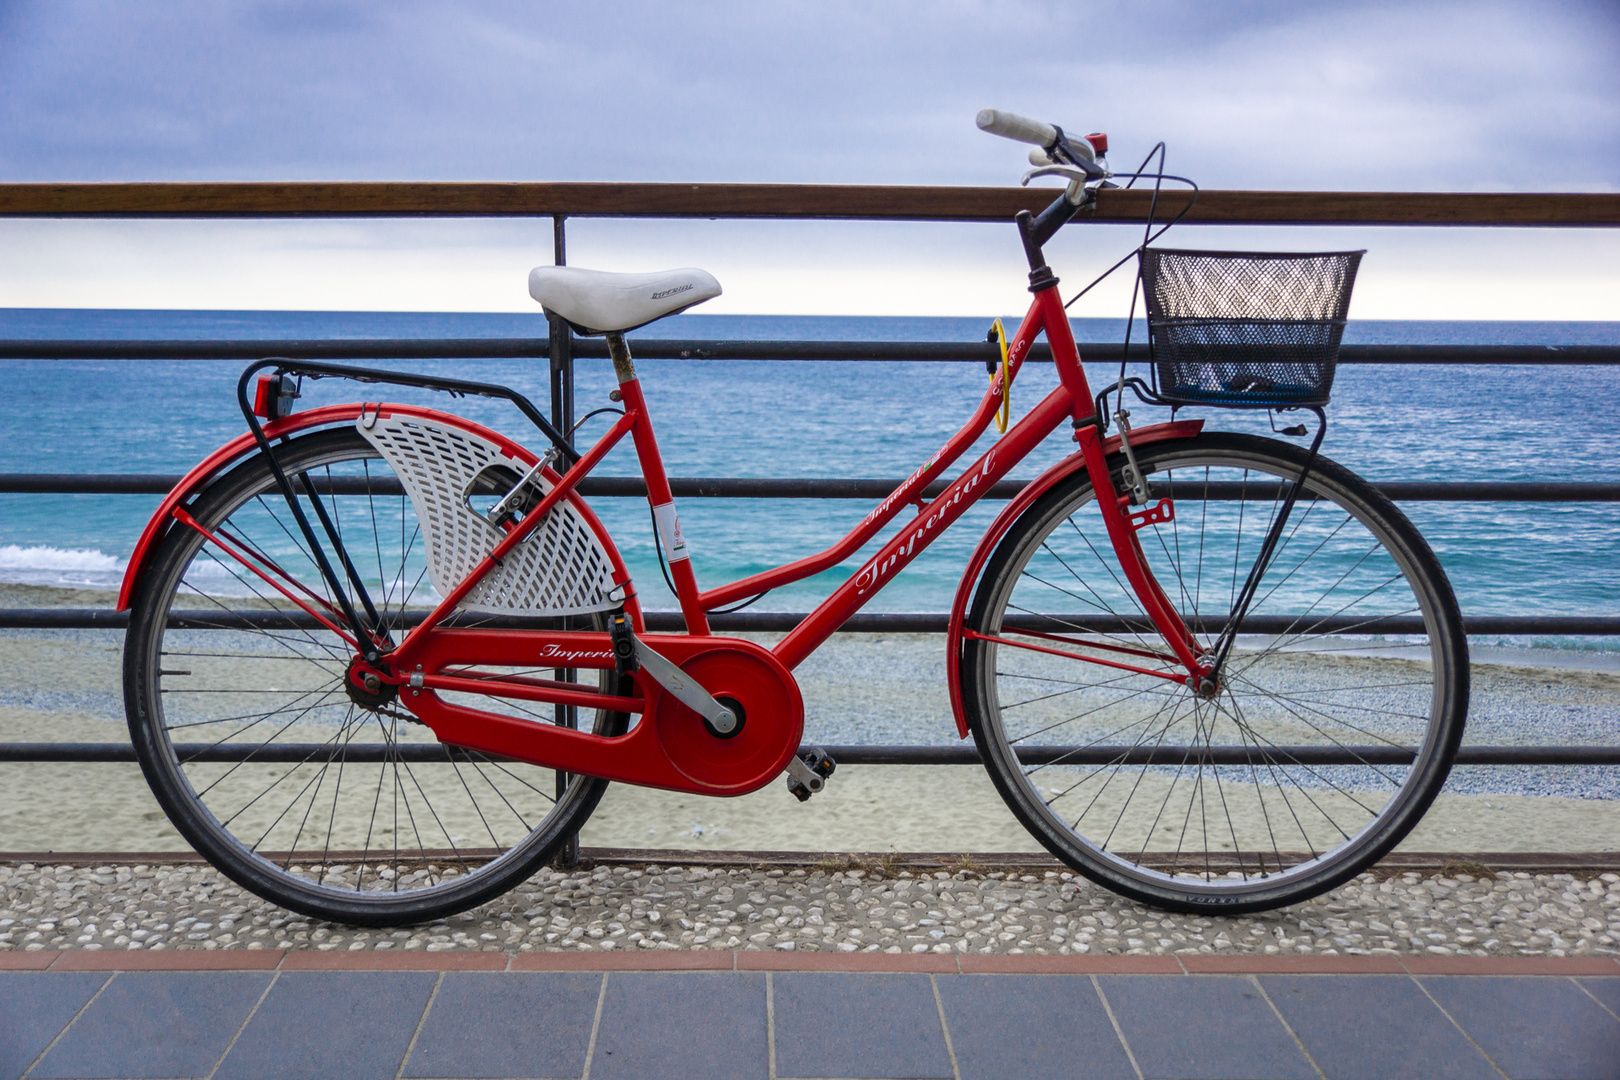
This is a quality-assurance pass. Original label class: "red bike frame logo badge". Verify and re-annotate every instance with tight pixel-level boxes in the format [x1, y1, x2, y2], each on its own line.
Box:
[855, 452, 998, 595]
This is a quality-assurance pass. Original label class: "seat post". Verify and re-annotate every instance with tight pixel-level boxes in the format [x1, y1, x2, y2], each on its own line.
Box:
[606, 332, 637, 384]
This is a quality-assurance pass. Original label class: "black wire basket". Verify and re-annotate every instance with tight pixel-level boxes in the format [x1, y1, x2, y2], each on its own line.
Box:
[1140, 248, 1365, 408]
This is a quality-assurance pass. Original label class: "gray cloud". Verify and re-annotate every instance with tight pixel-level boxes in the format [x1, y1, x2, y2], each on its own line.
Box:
[1, 1, 1615, 190]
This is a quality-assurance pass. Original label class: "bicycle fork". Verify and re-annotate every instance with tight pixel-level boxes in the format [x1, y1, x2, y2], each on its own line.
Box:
[1073, 423, 1213, 692]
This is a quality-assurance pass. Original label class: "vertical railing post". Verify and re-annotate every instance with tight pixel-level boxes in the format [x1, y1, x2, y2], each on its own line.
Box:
[548, 214, 575, 439]
[548, 213, 583, 870]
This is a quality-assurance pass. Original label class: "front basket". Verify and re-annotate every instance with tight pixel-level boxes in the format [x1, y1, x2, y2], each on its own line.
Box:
[1140, 248, 1364, 408]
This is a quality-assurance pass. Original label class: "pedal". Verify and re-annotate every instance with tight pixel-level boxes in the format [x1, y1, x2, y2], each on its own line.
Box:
[785, 747, 837, 802]
[610, 612, 637, 675]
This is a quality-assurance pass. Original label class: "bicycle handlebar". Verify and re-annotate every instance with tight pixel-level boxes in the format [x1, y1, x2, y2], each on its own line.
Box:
[976, 108, 1058, 148]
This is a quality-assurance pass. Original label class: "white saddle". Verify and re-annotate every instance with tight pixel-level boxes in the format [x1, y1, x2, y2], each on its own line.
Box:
[528, 266, 722, 335]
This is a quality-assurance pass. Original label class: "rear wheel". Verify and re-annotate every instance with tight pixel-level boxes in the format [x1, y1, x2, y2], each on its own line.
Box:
[124, 428, 627, 926]
[962, 432, 1467, 912]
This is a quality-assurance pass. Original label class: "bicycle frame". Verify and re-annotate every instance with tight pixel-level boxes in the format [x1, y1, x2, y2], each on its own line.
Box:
[130, 275, 1213, 795]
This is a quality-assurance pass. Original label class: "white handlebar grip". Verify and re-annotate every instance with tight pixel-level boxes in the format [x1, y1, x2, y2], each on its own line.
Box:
[976, 108, 1058, 147]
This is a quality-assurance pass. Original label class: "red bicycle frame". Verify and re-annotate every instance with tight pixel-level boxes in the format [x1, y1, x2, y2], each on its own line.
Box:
[148, 281, 1211, 795]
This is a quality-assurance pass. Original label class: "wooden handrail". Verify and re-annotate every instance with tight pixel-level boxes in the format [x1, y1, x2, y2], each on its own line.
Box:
[1, 182, 1616, 226]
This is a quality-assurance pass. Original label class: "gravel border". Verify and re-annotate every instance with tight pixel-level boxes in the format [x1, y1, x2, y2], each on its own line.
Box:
[3, 860, 1617, 959]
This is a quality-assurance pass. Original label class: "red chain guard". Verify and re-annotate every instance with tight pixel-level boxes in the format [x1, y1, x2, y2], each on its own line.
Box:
[400, 629, 804, 796]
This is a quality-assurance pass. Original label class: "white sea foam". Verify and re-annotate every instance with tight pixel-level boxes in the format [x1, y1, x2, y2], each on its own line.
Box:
[0, 544, 125, 590]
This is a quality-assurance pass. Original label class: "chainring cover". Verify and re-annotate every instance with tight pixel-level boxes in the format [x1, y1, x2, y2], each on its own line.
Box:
[650, 643, 803, 794]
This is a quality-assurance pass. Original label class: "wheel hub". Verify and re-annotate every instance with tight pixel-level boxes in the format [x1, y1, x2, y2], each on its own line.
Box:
[345, 658, 398, 710]
[1191, 654, 1220, 698]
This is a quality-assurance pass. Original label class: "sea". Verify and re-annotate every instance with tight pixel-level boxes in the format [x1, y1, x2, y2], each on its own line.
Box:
[2, 308, 1618, 662]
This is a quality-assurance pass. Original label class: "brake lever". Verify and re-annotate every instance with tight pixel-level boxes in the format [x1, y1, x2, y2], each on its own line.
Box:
[1021, 164, 1097, 186]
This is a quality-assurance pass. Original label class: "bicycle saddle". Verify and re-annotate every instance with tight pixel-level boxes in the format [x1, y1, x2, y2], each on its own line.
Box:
[528, 266, 722, 335]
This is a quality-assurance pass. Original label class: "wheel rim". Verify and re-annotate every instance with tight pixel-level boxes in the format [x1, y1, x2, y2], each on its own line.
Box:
[130, 431, 618, 919]
[972, 439, 1462, 901]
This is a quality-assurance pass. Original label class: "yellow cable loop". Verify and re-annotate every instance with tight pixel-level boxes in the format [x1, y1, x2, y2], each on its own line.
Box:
[990, 318, 1011, 433]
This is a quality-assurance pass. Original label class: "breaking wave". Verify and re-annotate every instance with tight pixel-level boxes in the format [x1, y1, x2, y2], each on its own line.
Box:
[0, 545, 125, 589]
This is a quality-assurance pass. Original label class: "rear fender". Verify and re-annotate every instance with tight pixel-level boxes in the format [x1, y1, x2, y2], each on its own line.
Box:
[945, 419, 1203, 737]
[115, 404, 640, 630]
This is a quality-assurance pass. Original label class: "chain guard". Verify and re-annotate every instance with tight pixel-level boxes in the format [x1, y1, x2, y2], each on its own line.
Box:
[649, 645, 803, 793]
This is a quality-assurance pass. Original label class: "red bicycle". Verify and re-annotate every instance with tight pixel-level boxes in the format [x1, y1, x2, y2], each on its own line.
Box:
[121, 111, 1467, 925]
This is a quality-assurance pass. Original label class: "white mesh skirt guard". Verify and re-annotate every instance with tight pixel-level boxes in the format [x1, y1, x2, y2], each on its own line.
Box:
[356, 413, 619, 615]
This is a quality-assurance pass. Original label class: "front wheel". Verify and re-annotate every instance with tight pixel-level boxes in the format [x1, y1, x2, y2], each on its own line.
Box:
[124, 428, 628, 926]
[961, 432, 1467, 913]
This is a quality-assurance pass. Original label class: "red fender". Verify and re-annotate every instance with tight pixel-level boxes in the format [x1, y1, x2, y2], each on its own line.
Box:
[116, 403, 641, 631]
[945, 419, 1203, 737]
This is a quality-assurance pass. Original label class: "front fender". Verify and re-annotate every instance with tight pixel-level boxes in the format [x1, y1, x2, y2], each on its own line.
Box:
[945, 419, 1203, 737]
[115, 404, 640, 632]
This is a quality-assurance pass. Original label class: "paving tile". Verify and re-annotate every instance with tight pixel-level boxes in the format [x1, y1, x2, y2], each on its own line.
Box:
[1098, 975, 1316, 1080]
[1581, 977, 1620, 1019]
[0, 952, 59, 971]
[936, 974, 1134, 1080]
[402, 972, 600, 1079]
[961, 954, 1180, 974]
[1260, 975, 1498, 1080]
[738, 951, 956, 972]
[281, 949, 507, 970]
[1182, 954, 1405, 974]
[50, 950, 283, 971]
[213, 971, 437, 1080]
[1421, 975, 1620, 1079]
[0, 972, 107, 1080]
[590, 972, 766, 1080]
[773, 972, 952, 1079]
[510, 949, 733, 971]
[32, 971, 271, 1079]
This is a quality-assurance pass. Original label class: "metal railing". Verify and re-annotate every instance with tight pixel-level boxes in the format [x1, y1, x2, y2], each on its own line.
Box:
[3, 339, 1617, 771]
[3, 183, 1618, 780]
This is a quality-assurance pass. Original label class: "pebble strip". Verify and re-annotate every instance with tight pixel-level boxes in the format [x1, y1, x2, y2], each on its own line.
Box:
[2, 862, 1618, 958]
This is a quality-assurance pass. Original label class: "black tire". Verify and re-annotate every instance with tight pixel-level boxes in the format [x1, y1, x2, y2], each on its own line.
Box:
[124, 428, 627, 926]
[962, 432, 1467, 913]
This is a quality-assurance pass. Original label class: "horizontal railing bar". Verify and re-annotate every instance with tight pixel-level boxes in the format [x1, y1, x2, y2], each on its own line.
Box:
[0, 742, 1613, 765]
[587, 341, 1620, 367]
[3, 473, 1617, 503]
[2, 183, 1617, 227]
[3, 339, 1618, 366]
[822, 745, 1617, 767]
[3, 609, 1616, 636]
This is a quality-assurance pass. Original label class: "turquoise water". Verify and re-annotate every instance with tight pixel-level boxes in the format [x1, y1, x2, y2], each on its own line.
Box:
[1, 309, 1617, 653]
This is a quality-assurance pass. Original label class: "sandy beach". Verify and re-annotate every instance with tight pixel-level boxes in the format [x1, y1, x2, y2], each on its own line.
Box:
[1, 583, 1616, 857]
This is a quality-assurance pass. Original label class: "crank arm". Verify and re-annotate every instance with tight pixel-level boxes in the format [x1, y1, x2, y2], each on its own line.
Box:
[625, 629, 738, 735]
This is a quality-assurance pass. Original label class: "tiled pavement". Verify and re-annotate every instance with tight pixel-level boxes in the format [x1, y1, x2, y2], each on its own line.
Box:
[0, 952, 1616, 1079]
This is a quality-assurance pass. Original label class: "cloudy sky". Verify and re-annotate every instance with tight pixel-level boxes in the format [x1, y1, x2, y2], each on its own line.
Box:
[2, 1, 1616, 319]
